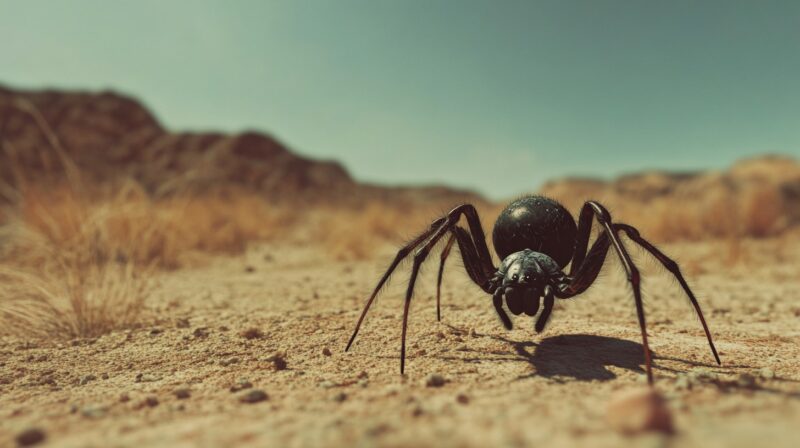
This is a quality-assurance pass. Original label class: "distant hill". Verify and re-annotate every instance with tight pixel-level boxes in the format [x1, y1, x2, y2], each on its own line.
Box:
[0, 85, 484, 207]
[539, 155, 800, 238]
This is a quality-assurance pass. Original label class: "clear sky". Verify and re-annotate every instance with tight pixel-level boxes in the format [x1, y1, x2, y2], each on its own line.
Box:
[2, 1, 799, 199]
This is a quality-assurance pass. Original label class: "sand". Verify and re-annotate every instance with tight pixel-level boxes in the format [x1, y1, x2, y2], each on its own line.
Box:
[1, 239, 799, 447]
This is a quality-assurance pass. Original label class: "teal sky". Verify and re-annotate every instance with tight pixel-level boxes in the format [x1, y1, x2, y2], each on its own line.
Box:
[2, 1, 799, 199]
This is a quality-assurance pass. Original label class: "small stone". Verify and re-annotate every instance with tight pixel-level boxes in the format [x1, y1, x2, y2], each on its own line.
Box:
[79, 374, 96, 385]
[759, 368, 775, 380]
[81, 405, 106, 419]
[456, 393, 470, 404]
[322, 347, 332, 356]
[240, 328, 264, 340]
[267, 353, 287, 371]
[135, 373, 160, 383]
[675, 374, 692, 390]
[100, 373, 109, 380]
[193, 327, 209, 338]
[333, 392, 348, 402]
[606, 387, 674, 435]
[149, 327, 163, 335]
[229, 379, 253, 392]
[220, 357, 240, 367]
[15, 428, 45, 446]
[736, 373, 757, 389]
[174, 388, 191, 399]
[175, 318, 190, 328]
[144, 396, 159, 407]
[239, 389, 269, 403]
[424, 373, 447, 388]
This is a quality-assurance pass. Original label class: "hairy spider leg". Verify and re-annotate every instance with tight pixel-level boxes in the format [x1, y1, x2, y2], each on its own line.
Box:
[399, 205, 498, 374]
[436, 226, 496, 321]
[436, 234, 456, 322]
[615, 223, 721, 365]
[344, 220, 442, 353]
[565, 201, 655, 384]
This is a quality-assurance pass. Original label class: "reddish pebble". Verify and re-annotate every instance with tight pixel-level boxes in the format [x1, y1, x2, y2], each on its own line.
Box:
[606, 387, 674, 435]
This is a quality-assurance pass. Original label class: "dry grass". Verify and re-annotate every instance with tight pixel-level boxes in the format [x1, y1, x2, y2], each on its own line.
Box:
[0, 182, 297, 338]
[0, 98, 297, 339]
[0, 263, 150, 339]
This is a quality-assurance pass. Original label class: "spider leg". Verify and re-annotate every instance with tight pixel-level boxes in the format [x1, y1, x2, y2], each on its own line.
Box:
[436, 233, 456, 322]
[559, 230, 611, 297]
[615, 223, 721, 365]
[572, 201, 655, 384]
[345, 222, 441, 352]
[493, 288, 513, 330]
[437, 217, 497, 321]
[535, 285, 555, 333]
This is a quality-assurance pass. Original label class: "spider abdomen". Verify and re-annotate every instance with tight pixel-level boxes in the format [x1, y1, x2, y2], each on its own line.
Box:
[492, 195, 577, 268]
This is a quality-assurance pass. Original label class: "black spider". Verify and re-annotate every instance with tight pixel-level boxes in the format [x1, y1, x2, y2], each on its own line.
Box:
[345, 195, 720, 384]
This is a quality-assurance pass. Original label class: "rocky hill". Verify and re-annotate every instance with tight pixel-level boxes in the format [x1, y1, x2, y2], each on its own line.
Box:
[0, 85, 483, 206]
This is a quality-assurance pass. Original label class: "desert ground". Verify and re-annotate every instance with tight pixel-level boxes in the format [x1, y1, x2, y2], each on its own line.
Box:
[2, 234, 799, 448]
[1, 88, 799, 447]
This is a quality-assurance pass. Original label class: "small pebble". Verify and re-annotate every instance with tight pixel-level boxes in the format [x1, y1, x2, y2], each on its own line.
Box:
[606, 387, 674, 435]
[230, 380, 253, 392]
[79, 374, 96, 385]
[135, 373, 160, 383]
[322, 347, 332, 356]
[174, 388, 191, 399]
[424, 373, 447, 388]
[736, 373, 757, 389]
[333, 392, 348, 403]
[144, 396, 159, 407]
[175, 318, 190, 328]
[456, 393, 470, 404]
[318, 380, 337, 389]
[759, 368, 775, 380]
[81, 405, 107, 419]
[267, 353, 287, 371]
[149, 328, 163, 335]
[239, 389, 269, 403]
[240, 328, 264, 340]
[15, 428, 45, 446]
[220, 357, 240, 367]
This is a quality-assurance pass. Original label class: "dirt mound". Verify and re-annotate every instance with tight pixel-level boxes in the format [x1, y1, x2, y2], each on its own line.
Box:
[0, 85, 482, 206]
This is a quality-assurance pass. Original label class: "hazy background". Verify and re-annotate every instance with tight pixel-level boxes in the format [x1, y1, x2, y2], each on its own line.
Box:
[2, 0, 799, 199]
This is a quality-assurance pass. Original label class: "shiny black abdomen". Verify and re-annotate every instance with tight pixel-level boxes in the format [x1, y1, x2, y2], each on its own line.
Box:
[492, 195, 577, 268]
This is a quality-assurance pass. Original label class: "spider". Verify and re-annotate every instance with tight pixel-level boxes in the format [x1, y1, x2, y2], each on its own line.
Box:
[344, 195, 721, 384]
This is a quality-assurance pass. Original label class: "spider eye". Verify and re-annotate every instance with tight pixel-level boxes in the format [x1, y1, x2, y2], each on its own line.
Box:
[524, 274, 531, 282]
[511, 274, 519, 281]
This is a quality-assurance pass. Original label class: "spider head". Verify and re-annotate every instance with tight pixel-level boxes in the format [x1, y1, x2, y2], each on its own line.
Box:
[497, 249, 562, 315]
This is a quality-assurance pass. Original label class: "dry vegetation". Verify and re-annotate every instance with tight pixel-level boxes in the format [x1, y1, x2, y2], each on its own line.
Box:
[0, 99, 797, 342]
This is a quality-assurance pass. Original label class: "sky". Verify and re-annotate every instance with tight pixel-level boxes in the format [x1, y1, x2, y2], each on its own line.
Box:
[1, 1, 799, 199]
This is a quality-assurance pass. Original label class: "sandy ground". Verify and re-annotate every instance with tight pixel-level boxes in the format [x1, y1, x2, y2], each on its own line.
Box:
[1, 239, 799, 447]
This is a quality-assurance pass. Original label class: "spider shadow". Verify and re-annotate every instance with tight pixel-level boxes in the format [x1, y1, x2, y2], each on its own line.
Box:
[439, 327, 649, 382]
[503, 333, 647, 382]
